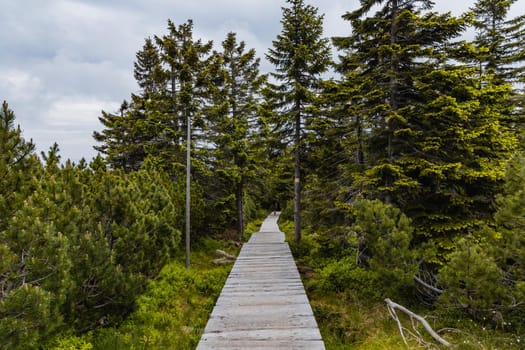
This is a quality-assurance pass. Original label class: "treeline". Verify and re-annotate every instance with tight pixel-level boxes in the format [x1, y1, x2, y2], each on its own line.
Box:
[93, 0, 525, 329]
[2, 0, 525, 347]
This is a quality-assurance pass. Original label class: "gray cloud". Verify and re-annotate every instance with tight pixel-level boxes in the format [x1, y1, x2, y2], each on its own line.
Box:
[1, 0, 523, 162]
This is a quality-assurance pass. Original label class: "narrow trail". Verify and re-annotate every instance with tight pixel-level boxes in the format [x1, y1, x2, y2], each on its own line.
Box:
[197, 213, 325, 349]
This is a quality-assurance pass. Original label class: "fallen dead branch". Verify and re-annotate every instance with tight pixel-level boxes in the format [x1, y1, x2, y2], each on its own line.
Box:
[385, 298, 451, 348]
[212, 249, 236, 265]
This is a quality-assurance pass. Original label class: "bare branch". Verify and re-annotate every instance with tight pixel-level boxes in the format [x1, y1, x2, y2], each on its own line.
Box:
[385, 298, 452, 348]
[414, 274, 443, 294]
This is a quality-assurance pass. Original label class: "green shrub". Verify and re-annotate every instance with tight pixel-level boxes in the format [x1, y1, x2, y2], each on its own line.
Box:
[314, 198, 417, 300]
[53, 258, 231, 350]
[316, 256, 383, 299]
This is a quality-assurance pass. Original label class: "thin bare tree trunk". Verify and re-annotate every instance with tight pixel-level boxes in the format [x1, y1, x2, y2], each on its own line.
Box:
[294, 108, 301, 243]
[236, 182, 245, 241]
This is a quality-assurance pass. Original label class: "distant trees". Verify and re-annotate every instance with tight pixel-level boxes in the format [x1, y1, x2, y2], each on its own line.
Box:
[94, 21, 267, 237]
[94, 20, 214, 172]
[470, 0, 525, 85]
[468, 0, 525, 135]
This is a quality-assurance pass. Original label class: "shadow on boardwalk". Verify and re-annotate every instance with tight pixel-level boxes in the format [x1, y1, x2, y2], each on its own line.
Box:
[197, 213, 325, 350]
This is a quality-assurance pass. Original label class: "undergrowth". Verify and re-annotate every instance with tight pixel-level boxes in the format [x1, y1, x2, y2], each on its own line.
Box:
[281, 220, 524, 350]
[44, 238, 238, 350]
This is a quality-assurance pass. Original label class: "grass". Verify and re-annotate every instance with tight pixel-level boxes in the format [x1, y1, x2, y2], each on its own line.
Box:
[44, 237, 239, 350]
[46, 216, 524, 349]
[279, 220, 524, 350]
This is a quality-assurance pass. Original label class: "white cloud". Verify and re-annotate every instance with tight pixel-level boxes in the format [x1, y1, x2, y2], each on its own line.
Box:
[45, 96, 119, 127]
[0, 69, 43, 101]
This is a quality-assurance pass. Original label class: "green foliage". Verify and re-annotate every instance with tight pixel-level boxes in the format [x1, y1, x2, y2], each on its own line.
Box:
[0, 112, 184, 347]
[265, 0, 332, 242]
[45, 239, 232, 350]
[328, 0, 518, 268]
[438, 237, 507, 320]
[310, 293, 406, 349]
[0, 285, 57, 350]
[206, 32, 266, 238]
[316, 257, 382, 299]
[94, 20, 214, 172]
[470, 0, 525, 87]
[0, 101, 39, 233]
[3, 1, 525, 346]
[437, 154, 525, 328]
[312, 199, 416, 301]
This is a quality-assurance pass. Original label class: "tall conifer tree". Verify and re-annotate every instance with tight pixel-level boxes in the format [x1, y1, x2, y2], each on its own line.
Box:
[94, 21, 214, 172]
[266, 0, 331, 242]
[470, 0, 525, 84]
[208, 32, 265, 239]
[469, 0, 525, 133]
[333, 1, 517, 254]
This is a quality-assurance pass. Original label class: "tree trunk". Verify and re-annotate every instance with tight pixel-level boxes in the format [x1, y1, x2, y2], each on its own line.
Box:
[185, 110, 191, 269]
[294, 107, 301, 243]
[388, 0, 399, 163]
[236, 181, 245, 242]
[356, 114, 364, 165]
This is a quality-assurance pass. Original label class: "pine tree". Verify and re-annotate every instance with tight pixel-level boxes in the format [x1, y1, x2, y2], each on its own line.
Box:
[468, 0, 525, 135]
[470, 0, 525, 84]
[330, 1, 518, 251]
[207, 32, 266, 239]
[0, 102, 55, 348]
[265, 0, 331, 242]
[0, 101, 39, 230]
[1, 145, 74, 347]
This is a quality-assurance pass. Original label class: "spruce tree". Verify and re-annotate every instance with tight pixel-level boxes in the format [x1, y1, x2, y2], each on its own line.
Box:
[207, 32, 265, 239]
[93, 101, 149, 171]
[133, 37, 164, 96]
[265, 0, 331, 242]
[469, 0, 525, 135]
[154, 20, 213, 151]
[470, 0, 525, 84]
[330, 1, 518, 248]
[0, 101, 39, 230]
[333, 0, 466, 202]
[94, 21, 214, 171]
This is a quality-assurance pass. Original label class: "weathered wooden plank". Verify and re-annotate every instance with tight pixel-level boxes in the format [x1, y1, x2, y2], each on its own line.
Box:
[196, 214, 325, 350]
[196, 339, 325, 350]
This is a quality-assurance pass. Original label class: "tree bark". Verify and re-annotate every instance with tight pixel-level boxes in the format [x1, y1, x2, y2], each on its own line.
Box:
[294, 107, 301, 243]
[236, 181, 245, 241]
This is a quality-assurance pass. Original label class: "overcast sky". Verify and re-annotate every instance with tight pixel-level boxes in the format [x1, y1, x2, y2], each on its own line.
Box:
[1, 1, 524, 162]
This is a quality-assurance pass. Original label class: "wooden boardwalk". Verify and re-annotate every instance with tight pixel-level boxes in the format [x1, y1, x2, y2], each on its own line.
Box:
[197, 213, 325, 349]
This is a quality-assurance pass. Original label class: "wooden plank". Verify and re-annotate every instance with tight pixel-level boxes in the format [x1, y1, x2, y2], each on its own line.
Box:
[197, 214, 325, 350]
